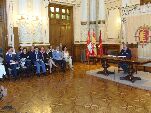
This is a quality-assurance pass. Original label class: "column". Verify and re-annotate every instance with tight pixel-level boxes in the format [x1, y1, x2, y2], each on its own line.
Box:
[33, 0, 41, 16]
[97, 0, 106, 42]
[80, 0, 89, 43]
[89, 0, 96, 39]
[98, 0, 105, 21]
[18, 0, 27, 15]
[81, 0, 88, 22]
[90, 0, 96, 22]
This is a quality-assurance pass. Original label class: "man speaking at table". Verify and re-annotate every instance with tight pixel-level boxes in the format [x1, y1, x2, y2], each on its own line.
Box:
[119, 43, 132, 74]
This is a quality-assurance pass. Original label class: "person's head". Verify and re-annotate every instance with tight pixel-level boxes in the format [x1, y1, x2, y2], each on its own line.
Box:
[49, 45, 53, 50]
[123, 43, 128, 50]
[34, 46, 39, 53]
[63, 46, 67, 51]
[31, 45, 35, 51]
[40, 46, 45, 52]
[18, 46, 23, 52]
[23, 48, 27, 54]
[56, 46, 60, 51]
[7, 46, 13, 53]
[60, 43, 62, 47]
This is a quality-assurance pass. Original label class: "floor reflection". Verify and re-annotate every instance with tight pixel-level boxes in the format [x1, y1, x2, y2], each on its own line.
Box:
[0, 63, 151, 113]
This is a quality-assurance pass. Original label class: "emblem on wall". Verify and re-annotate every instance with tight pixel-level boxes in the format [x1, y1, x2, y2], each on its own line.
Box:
[135, 25, 151, 47]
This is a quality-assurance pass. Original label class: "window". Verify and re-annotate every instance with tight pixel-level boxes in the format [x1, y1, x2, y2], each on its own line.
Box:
[56, 14, 60, 19]
[56, 8, 59, 13]
[67, 9, 69, 14]
[50, 7, 54, 12]
[62, 9, 65, 14]
[67, 15, 70, 20]
[62, 15, 66, 19]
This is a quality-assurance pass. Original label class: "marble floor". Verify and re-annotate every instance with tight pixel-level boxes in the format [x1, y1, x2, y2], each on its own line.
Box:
[0, 63, 151, 113]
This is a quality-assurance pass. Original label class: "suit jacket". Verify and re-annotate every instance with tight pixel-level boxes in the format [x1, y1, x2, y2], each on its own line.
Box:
[31, 51, 43, 62]
[48, 50, 53, 58]
[5, 53, 18, 64]
[41, 51, 48, 63]
[20, 53, 29, 59]
[119, 48, 132, 59]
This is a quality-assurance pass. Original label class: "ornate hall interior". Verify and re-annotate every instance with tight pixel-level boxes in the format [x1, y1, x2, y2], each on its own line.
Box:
[1, 0, 151, 113]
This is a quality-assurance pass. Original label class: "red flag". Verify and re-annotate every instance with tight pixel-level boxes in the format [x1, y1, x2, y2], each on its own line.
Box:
[91, 29, 97, 56]
[86, 30, 91, 59]
[98, 30, 103, 56]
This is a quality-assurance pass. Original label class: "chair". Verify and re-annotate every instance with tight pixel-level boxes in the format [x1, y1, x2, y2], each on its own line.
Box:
[88, 56, 97, 65]
[80, 49, 87, 63]
[118, 47, 138, 74]
[0, 48, 3, 57]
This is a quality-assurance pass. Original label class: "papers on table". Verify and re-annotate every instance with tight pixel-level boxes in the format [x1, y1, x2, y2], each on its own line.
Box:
[107, 55, 126, 58]
[0, 65, 6, 78]
[107, 55, 116, 57]
[10, 62, 17, 65]
[117, 56, 126, 58]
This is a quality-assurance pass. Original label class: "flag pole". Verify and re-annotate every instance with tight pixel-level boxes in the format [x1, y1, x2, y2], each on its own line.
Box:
[89, 0, 90, 33]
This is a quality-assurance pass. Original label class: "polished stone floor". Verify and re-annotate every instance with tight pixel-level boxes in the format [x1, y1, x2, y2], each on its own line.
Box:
[0, 63, 151, 113]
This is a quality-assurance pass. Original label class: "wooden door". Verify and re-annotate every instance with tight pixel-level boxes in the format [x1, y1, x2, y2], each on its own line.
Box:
[60, 25, 66, 45]
[0, 27, 2, 48]
[49, 4, 73, 53]
[13, 27, 19, 51]
[0, 0, 7, 54]
[49, 24, 61, 47]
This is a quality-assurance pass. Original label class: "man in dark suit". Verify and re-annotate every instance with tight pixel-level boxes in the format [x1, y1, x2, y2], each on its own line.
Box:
[31, 46, 46, 76]
[5, 46, 19, 79]
[119, 43, 132, 73]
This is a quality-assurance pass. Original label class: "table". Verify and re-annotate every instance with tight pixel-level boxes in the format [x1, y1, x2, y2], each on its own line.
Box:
[97, 55, 151, 83]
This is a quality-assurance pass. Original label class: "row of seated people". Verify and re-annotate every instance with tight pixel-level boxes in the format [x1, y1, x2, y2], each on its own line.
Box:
[3, 45, 73, 80]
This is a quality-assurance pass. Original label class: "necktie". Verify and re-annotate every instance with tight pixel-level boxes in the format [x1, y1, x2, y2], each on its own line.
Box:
[36, 52, 38, 59]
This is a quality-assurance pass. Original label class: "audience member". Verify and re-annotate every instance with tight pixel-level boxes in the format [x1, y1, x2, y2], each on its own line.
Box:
[63, 46, 73, 70]
[46, 46, 57, 74]
[20, 48, 31, 68]
[52, 46, 66, 72]
[5, 46, 19, 80]
[31, 46, 46, 76]
[0, 55, 6, 79]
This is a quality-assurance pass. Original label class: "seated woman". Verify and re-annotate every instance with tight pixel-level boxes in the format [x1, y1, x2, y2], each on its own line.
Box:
[0, 55, 6, 79]
[62, 46, 73, 70]
[20, 48, 31, 68]
[5, 46, 19, 80]
[41, 46, 57, 74]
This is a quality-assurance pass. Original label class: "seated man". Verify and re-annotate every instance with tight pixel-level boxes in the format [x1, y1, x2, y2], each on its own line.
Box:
[119, 43, 132, 73]
[31, 46, 46, 76]
[5, 46, 19, 80]
[0, 55, 6, 79]
[52, 46, 66, 72]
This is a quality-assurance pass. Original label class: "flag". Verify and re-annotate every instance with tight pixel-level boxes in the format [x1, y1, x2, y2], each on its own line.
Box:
[86, 30, 91, 59]
[91, 29, 97, 56]
[98, 30, 103, 56]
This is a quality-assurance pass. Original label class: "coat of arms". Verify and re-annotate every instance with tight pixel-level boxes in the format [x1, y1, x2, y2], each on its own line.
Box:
[135, 25, 151, 47]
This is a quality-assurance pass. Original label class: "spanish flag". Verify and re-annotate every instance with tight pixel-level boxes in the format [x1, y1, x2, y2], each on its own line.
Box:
[86, 30, 91, 59]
